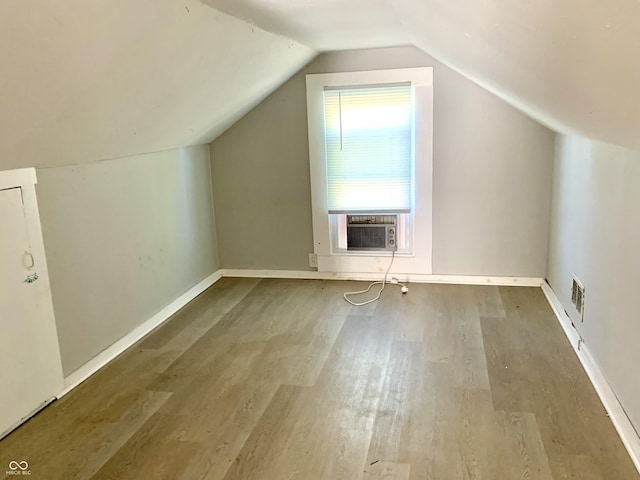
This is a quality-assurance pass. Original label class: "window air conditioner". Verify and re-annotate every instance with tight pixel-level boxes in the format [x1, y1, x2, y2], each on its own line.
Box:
[346, 214, 397, 251]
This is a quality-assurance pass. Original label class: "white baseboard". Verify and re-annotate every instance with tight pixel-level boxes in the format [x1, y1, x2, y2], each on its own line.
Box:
[57, 270, 223, 398]
[57, 269, 538, 399]
[219, 269, 544, 287]
[52, 269, 639, 475]
[0, 397, 56, 441]
[542, 282, 640, 474]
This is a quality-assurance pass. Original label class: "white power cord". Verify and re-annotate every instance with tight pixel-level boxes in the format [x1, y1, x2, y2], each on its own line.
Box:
[343, 249, 409, 306]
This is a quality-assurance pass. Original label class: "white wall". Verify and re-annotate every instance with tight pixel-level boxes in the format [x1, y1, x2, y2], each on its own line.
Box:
[210, 46, 555, 276]
[547, 134, 640, 432]
[37, 145, 219, 375]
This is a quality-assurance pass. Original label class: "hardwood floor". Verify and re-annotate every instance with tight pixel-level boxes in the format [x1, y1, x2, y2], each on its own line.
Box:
[1, 278, 637, 480]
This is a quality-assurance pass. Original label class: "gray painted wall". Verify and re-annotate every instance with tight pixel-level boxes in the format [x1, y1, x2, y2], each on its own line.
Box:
[547, 134, 640, 432]
[37, 145, 219, 375]
[210, 46, 554, 276]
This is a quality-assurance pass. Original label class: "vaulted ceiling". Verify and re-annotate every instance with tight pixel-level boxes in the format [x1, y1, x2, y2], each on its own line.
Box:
[0, 0, 315, 169]
[209, 0, 640, 150]
[392, 0, 640, 150]
[1, 0, 638, 170]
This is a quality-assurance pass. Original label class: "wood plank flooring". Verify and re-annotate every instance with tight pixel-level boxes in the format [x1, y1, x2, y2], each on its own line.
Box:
[1, 278, 637, 480]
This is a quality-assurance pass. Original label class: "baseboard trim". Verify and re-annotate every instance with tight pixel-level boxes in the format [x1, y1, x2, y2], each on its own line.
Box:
[56, 269, 539, 399]
[541, 282, 640, 474]
[52, 269, 639, 473]
[219, 269, 544, 287]
[58, 270, 223, 398]
[0, 396, 56, 441]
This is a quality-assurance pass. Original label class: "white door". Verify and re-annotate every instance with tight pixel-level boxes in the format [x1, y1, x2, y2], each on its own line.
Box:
[0, 186, 63, 437]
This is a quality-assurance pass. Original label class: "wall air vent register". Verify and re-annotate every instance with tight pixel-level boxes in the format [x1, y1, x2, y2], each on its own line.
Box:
[571, 275, 585, 321]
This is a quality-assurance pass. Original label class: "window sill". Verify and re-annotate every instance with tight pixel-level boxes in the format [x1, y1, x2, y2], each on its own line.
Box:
[329, 251, 415, 258]
[317, 253, 429, 275]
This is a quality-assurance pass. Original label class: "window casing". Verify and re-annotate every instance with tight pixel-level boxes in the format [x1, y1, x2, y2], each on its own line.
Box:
[306, 67, 433, 274]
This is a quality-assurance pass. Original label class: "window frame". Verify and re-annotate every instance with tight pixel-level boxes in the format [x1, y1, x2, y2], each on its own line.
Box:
[306, 67, 433, 274]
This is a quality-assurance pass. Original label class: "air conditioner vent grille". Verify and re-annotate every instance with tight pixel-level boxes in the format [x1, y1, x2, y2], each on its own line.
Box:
[346, 214, 397, 251]
[347, 215, 397, 225]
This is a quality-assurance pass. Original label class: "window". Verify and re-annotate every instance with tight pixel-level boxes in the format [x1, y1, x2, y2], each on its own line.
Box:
[306, 67, 433, 274]
[324, 84, 413, 214]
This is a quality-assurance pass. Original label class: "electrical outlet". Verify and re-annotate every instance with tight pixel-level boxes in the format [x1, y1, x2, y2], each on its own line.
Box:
[308, 253, 318, 268]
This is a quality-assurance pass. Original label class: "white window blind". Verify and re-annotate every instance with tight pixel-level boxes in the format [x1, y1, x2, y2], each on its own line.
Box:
[324, 83, 413, 214]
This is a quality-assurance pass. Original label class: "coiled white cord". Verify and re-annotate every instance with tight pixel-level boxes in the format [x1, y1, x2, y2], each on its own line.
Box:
[343, 249, 409, 306]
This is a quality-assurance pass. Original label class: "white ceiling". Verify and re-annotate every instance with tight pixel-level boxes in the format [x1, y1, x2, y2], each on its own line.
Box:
[0, 0, 315, 169]
[392, 0, 640, 149]
[202, 0, 410, 51]
[206, 0, 640, 150]
[0, 0, 638, 169]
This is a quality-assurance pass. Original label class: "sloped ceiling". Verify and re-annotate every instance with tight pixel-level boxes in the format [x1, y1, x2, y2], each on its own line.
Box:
[0, 0, 315, 169]
[207, 0, 640, 150]
[1, 0, 638, 170]
[392, 0, 640, 150]
[200, 0, 410, 51]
